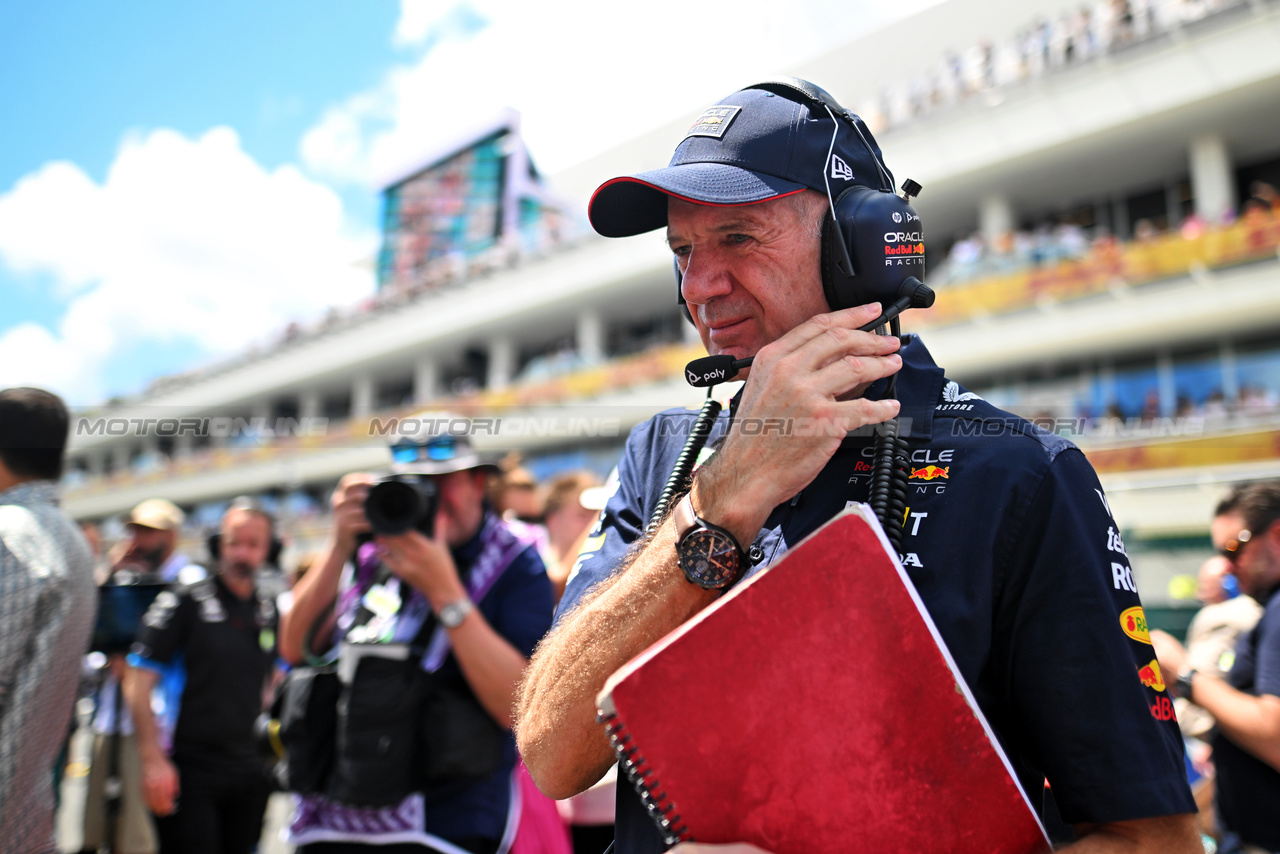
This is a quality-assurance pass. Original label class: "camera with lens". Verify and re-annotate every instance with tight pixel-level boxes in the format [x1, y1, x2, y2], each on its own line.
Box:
[364, 474, 439, 537]
[91, 569, 168, 654]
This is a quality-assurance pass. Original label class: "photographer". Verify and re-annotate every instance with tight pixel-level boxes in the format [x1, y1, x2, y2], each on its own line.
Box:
[278, 423, 554, 854]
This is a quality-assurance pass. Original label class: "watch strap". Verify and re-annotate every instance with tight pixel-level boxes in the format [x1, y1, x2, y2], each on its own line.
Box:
[437, 596, 474, 629]
[1174, 668, 1198, 701]
[674, 492, 746, 589]
[675, 493, 744, 556]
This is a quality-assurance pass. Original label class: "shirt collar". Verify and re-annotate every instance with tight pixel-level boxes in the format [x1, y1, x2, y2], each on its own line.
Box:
[861, 334, 945, 442]
[0, 479, 60, 508]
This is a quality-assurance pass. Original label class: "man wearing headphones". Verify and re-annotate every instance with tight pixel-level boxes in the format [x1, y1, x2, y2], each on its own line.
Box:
[516, 81, 1199, 853]
[123, 498, 279, 854]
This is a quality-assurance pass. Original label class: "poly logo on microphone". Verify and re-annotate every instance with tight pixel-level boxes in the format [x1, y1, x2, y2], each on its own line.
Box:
[830, 154, 854, 181]
[686, 369, 701, 385]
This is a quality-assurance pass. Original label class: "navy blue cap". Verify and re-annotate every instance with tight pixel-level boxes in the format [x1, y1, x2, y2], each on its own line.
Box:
[588, 83, 891, 238]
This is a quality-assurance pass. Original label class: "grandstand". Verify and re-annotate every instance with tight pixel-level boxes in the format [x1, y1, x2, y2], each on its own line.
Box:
[63, 0, 1280, 613]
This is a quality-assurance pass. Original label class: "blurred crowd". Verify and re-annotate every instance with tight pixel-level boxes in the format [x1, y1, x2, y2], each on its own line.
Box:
[866, 0, 1258, 132]
[931, 181, 1280, 288]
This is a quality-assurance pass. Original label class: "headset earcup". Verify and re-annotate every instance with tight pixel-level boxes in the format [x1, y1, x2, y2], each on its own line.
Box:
[269, 537, 284, 568]
[207, 532, 221, 562]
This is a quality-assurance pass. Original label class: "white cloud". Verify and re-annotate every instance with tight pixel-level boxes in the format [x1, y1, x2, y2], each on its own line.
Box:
[0, 127, 375, 404]
[304, 0, 944, 188]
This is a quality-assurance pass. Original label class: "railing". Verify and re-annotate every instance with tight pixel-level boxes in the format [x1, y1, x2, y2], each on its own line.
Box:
[63, 341, 706, 498]
[914, 208, 1280, 328]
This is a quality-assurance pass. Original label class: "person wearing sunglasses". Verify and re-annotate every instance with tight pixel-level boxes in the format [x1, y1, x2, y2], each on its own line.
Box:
[277, 419, 555, 854]
[1154, 480, 1280, 854]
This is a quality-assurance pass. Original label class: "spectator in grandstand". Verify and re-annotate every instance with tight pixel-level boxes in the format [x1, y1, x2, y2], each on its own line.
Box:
[1251, 180, 1280, 212]
[278, 424, 555, 852]
[0, 387, 97, 854]
[1154, 481, 1280, 853]
[123, 498, 279, 854]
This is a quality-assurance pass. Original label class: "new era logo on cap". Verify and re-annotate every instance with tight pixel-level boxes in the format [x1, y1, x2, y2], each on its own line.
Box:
[830, 153, 854, 181]
[685, 106, 741, 140]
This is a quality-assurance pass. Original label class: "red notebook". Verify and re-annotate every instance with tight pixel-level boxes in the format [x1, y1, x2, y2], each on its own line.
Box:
[596, 504, 1050, 854]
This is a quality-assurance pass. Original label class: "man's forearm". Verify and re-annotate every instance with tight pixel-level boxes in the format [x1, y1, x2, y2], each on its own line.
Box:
[1190, 673, 1280, 769]
[516, 515, 717, 799]
[1064, 814, 1200, 853]
[278, 534, 351, 663]
[122, 667, 163, 761]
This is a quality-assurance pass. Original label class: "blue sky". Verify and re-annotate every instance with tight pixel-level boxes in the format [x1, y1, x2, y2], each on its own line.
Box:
[0, 0, 936, 406]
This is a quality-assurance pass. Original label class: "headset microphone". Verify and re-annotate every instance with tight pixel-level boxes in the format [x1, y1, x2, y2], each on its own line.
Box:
[685, 355, 753, 387]
[681, 283, 932, 389]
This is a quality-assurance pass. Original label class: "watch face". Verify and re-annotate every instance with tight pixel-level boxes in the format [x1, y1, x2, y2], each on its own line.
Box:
[678, 530, 741, 589]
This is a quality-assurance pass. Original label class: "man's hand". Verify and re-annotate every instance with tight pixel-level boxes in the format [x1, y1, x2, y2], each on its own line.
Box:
[331, 472, 376, 547]
[278, 471, 375, 664]
[1151, 629, 1188, 676]
[698, 303, 902, 541]
[140, 752, 180, 816]
[375, 512, 466, 609]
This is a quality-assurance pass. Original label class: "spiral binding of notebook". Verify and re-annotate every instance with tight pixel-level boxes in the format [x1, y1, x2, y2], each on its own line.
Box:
[598, 708, 690, 846]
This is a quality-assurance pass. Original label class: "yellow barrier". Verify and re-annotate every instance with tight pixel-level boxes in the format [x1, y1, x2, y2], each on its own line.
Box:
[917, 210, 1280, 329]
[1086, 428, 1280, 474]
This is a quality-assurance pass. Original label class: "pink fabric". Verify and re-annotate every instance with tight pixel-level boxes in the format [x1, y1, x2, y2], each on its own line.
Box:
[511, 758, 572, 854]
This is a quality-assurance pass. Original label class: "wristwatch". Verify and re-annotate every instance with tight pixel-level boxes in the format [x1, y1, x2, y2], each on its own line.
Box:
[437, 596, 474, 629]
[1173, 668, 1198, 701]
[674, 492, 746, 590]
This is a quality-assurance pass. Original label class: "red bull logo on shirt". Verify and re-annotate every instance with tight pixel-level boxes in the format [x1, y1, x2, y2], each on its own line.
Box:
[1119, 606, 1151, 644]
[910, 465, 949, 481]
[1137, 659, 1166, 692]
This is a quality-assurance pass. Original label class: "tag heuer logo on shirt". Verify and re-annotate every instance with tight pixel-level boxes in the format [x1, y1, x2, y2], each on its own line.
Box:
[685, 106, 741, 140]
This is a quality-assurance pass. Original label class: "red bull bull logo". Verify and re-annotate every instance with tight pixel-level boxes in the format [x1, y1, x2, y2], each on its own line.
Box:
[884, 242, 925, 256]
[1137, 659, 1165, 692]
[910, 465, 949, 481]
[1119, 606, 1151, 644]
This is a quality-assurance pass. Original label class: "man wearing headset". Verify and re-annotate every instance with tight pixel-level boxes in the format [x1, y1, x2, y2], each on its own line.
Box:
[516, 80, 1199, 853]
[123, 499, 279, 854]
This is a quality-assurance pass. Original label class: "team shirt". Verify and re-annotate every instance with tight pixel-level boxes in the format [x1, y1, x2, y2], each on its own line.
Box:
[558, 335, 1196, 854]
[130, 573, 277, 777]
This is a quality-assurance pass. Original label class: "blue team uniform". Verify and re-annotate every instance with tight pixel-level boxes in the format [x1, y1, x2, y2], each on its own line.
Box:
[557, 335, 1196, 854]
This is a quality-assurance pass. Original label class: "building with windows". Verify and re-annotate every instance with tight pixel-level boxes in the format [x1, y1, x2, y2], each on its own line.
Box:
[63, 0, 1280, 616]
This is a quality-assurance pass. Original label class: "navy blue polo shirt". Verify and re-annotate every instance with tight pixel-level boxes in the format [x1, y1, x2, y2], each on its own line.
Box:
[557, 336, 1195, 854]
[1212, 584, 1280, 850]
